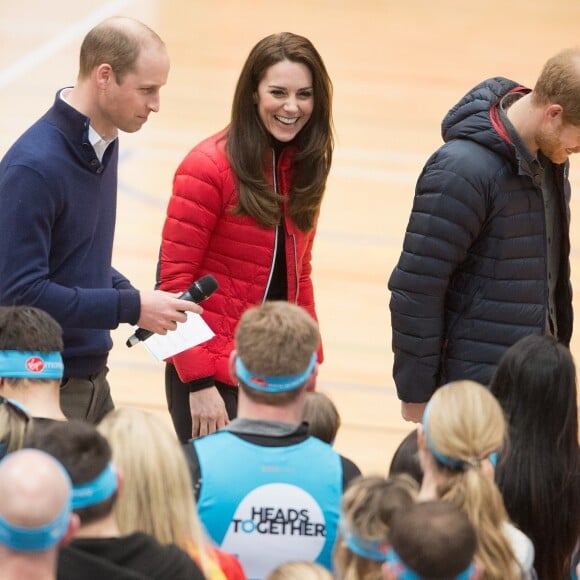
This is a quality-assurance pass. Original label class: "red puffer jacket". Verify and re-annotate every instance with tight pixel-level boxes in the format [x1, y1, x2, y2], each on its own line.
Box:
[157, 130, 322, 385]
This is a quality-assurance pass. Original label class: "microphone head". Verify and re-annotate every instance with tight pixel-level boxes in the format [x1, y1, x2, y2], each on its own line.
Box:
[190, 274, 219, 302]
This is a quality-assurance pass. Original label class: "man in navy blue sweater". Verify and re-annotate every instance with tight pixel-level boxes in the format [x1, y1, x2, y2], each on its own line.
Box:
[0, 17, 201, 423]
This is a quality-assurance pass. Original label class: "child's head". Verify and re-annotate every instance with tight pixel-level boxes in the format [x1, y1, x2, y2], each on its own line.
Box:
[388, 428, 423, 486]
[334, 474, 418, 579]
[267, 560, 333, 580]
[301, 391, 340, 444]
[383, 500, 477, 580]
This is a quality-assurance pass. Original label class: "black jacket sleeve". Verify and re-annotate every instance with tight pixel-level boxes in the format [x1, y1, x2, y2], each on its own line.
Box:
[388, 148, 488, 402]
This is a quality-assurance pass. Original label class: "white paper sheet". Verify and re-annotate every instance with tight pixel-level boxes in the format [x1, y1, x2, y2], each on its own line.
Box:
[138, 313, 215, 361]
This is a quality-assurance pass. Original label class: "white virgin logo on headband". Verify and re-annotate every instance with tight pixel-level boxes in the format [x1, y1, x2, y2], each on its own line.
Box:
[25, 357, 45, 373]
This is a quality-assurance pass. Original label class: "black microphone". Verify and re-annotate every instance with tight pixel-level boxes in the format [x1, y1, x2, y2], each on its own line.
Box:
[126, 274, 218, 347]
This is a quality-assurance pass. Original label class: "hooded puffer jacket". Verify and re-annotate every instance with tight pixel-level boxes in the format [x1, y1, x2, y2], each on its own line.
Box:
[388, 77, 572, 403]
[157, 130, 320, 384]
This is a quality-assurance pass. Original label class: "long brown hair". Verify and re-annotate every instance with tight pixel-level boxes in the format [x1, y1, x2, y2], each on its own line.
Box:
[227, 32, 334, 231]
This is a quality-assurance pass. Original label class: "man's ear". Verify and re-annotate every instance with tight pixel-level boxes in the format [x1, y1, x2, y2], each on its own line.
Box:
[95, 63, 114, 90]
[60, 512, 80, 546]
[545, 103, 564, 121]
[304, 363, 318, 393]
[228, 350, 238, 385]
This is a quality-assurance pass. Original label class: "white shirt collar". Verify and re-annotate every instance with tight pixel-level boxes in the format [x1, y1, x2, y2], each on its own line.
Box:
[59, 88, 117, 160]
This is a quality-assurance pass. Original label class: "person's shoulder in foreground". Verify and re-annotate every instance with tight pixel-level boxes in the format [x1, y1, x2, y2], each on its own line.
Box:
[62, 532, 205, 580]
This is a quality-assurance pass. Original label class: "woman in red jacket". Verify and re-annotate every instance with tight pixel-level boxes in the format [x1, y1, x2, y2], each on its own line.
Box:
[156, 32, 334, 441]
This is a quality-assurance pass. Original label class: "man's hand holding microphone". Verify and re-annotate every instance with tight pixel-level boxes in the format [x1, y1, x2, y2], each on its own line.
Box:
[127, 275, 218, 347]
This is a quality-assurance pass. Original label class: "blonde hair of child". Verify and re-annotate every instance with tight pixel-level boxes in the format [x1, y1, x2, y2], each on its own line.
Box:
[425, 380, 519, 580]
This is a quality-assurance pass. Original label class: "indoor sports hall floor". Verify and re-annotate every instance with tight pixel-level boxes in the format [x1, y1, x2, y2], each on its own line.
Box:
[1, 0, 579, 474]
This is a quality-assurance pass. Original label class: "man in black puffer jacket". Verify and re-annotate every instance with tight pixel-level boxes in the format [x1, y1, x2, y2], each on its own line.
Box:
[389, 49, 579, 422]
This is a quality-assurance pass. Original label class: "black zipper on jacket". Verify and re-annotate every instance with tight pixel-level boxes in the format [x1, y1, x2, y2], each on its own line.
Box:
[261, 148, 299, 303]
[262, 150, 278, 302]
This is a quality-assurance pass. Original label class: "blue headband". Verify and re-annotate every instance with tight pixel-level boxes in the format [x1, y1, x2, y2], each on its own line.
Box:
[72, 463, 117, 509]
[0, 502, 71, 552]
[0, 455, 72, 551]
[339, 517, 390, 561]
[0, 351, 64, 380]
[386, 547, 476, 580]
[422, 400, 497, 470]
[235, 353, 317, 392]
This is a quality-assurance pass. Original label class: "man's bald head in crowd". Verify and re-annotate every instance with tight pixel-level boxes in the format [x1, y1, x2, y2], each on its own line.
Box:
[0, 449, 77, 556]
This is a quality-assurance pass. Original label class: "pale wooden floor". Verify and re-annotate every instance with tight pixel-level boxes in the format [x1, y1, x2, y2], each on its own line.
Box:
[1, 0, 580, 475]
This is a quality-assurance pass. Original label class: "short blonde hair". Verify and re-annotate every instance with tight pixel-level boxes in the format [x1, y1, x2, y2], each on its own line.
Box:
[79, 16, 165, 82]
[532, 48, 580, 125]
[235, 301, 320, 406]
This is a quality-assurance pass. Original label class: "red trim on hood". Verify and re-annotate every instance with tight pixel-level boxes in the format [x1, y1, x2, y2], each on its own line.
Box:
[489, 86, 529, 144]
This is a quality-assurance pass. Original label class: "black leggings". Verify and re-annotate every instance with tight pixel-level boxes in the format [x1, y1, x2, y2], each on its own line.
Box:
[164, 363, 238, 443]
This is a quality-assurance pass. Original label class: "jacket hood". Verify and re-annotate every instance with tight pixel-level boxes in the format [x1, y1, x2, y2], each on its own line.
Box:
[441, 77, 525, 158]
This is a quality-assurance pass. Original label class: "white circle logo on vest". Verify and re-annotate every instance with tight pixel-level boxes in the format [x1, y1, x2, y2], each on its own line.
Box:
[221, 482, 326, 578]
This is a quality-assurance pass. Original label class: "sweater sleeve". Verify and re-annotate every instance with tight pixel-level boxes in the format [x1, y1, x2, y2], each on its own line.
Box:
[388, 152, 488, 402]
[0, 164, 140, 328]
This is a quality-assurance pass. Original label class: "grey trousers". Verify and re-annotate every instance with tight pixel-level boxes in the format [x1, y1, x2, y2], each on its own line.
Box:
[60, 367, 115, 424]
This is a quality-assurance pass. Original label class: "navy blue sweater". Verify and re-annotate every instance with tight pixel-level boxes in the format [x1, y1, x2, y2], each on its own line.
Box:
[0, 91, 141, 376]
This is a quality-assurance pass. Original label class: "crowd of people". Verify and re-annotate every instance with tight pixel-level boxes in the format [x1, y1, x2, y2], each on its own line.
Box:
[0, 298, 578, 579]
[0, 11, 579, 580]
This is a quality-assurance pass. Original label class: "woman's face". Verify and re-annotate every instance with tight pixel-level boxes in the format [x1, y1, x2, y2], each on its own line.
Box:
[254, 59, 314, 142]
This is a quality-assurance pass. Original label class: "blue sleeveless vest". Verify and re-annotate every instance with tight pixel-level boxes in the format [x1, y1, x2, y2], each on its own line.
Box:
[194, 431, 343, 579]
